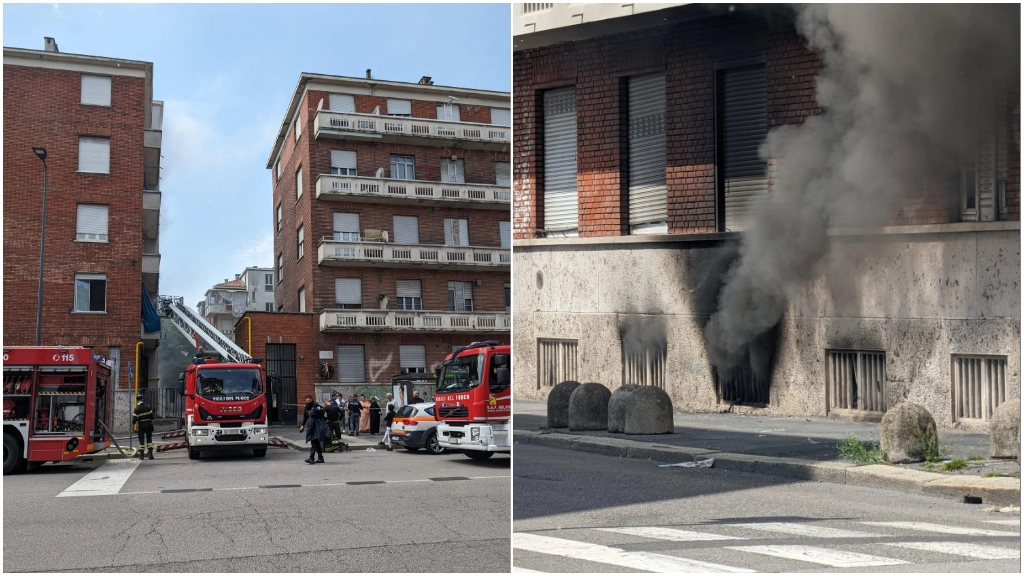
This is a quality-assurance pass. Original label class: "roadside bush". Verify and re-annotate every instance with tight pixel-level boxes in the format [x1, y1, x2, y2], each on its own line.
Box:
[837, 434, 886, 465]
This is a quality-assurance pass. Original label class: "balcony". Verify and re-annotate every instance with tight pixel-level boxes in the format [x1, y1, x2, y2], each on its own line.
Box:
[320, 309, 511, 333]
[315, 175, 510, 210]
[314, 111, 509, 151]
[317, 238, 510, 271]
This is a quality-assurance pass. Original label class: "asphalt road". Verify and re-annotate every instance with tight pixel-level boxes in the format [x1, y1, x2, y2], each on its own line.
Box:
[513, 443, 1021, 573]
[3, 444, 510, 572]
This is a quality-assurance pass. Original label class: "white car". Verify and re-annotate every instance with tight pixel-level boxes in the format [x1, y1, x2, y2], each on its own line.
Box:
[389, 402, 446, 454]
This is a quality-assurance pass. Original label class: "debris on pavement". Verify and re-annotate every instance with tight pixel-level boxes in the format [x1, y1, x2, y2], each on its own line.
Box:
[982, 505, 1021, 513]
[365, 447, 376, 452]
[659, 458, 715, 469]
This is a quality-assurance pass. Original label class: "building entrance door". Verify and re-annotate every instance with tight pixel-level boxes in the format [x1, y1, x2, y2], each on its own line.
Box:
[266, 344, 297, 425]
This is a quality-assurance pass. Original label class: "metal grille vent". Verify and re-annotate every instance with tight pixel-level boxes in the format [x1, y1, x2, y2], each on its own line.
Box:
[716, 363, 770, 406]
[827, 350, 886, 413]
[952, 355, 1007, 422]
[538, 339, 577, 389]
[621, 338, 666, 390]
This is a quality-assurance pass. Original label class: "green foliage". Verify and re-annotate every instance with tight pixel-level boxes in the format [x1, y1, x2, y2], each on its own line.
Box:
[966, 455, 985, 461]
[837, 435, 886, 465]
[939, 458, 968, 472]
[984, 471, 1002, 478]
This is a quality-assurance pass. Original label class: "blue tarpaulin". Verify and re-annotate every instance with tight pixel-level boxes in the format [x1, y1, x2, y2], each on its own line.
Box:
[142, 282, 161, 333]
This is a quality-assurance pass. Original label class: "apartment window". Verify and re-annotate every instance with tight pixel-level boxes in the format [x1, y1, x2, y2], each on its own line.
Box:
[331, 150, 357, 176]
[622, 335, 666, 390]
[294, 116, 301, 142]
[265, 302, 274, 312]
[297, 225, 305, 259]
[436, 103, 461, 122]
[78, 136, 110, 174]
[400, 345, 427, 374]
[826, 350, 887, 414]
[76, 204, 108, 242]
[80, 74, 111, 106]
[275, 158, 282, 181]
[440, 158, 465, 184]
[276, 204, 283, 232]
[333, 213, 360, 241]
[387, 98, 412, 117]
[499, 221, 511, 249]
[448, 281, 473, 312]
[298, 287, 306, 313]
[277, 254, 284, 282]
[329, 93, 355, 113]
[537, 339, 577, 389]
[495, 162, 511, 187]
[392, 215, 420, 245]
[277, 304, 284, 312]
[296, 166, 303, 199]
[335, 278, 362, 309]
[396, 280, 423, 311]
[718, 64, 768, 232]
[627, 73, 668, 234]
[221, 318, 233, 333]
[74, 273, 106, 313]
[337, 345, 365, 382]
[491, 107, 511, 127]
[542, 87, 578, 236]
[960, 131, 1003, 223]
[952, 355, 1007, 422]
[504, 283, 511, 312]
[264, 274, 274, 292]
[390, 155, 416, 180]
[443, 218, 469, 246]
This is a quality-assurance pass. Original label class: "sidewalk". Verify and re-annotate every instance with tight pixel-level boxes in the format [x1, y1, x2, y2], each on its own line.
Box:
[514, 401, 1021, 507]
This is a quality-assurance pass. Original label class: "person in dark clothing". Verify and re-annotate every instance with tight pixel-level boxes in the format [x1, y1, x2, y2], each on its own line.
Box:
[369, 397, 382, 434]
[304, 402, 328, 464]
[324, 400, 343, 441]
[331, 392, 346, 423]
[298, 394, 316, 433]
[346, 395, 362, 435]
[132, 395, 155, 460]
[409, 390, 424, 404]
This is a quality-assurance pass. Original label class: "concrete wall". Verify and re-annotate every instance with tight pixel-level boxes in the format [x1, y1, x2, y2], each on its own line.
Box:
[512, 224, 1021, 430]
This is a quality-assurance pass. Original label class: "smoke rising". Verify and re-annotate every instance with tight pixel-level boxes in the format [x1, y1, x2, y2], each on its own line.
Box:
[705, 5, 1020, 372]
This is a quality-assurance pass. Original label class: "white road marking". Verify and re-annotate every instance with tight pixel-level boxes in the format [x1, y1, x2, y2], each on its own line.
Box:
[985, 519, 1021, 526]
[511, 567, 544, 573]
[732, 522, 878, 538]
[513, 532, 755, 573]
[885, 541, 1021, 560]
[597, 526, 745, 542]
[862, 521, 1020, 537]
[57, 459, 140, 497]
[726, 545, 907, 568]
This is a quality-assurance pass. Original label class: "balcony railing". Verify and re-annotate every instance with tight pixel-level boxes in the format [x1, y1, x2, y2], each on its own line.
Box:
[315, 174, 510, 209]
[317, 238, 511, 270]
[314, 111, 510, 149]
[320, 309, 511, 333]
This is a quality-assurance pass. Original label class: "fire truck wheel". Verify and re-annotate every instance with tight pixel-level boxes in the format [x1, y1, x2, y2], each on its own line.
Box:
[188, 446, 200, 460]
[3, 432, 24, 475]
[253, 448, 267, 457]
[426, 430, 446, 455]
[464, 450, 494, 461]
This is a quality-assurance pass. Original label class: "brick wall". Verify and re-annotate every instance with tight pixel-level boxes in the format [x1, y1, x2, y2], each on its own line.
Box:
[3, 64, 147, 388]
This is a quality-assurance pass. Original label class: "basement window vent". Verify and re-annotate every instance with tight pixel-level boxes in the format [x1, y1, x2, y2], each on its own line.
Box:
[952, 355, 1007, 422]
[715, 362, 770, 406]
[826, 350, 886, 414]
[621, 338, 666, 390]
[537, 339, 577, 389]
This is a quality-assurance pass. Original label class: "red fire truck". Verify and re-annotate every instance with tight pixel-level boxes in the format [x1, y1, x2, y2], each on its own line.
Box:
[3, 346, 113, 475]
[435, 341, 511, 460]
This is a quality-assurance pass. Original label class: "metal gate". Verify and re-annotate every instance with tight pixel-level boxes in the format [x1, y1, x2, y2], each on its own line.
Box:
[266, 344, 297, 425]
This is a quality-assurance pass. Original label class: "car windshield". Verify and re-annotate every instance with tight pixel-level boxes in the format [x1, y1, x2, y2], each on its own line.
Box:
[436, 353, 485, 393]
[397, 406, 416, 418]
[197, 368, 262, 399]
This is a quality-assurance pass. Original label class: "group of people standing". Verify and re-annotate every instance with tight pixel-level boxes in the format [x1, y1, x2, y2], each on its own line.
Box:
[299, 392, 400, 463]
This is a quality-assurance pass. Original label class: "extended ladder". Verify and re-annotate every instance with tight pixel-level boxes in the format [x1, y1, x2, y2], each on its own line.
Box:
[159, 296, 252, 364]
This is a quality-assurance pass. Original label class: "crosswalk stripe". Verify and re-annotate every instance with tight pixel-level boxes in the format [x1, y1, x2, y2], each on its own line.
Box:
[862, 521, 1019, 537]
[885, 541, 1021, 560]
[726, 545, 907, 568]
[597, 526, 745, 542]
[57, 459, 139, 497]
[514, 533, 755, 573]
[732, 522, 877, 538]
[985, 519, 1021, 526]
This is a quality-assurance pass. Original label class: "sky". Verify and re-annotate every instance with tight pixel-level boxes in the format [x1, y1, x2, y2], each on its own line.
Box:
[3, 2, 511, 309]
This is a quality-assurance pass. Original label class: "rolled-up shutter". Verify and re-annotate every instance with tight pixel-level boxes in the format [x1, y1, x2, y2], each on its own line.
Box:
[719, 65, 768, 232]
[334, 213, 359, 240]
[436, 104, 461, 121]
[448, 281, 473, 311]
[977, 136, 997, 221]
[81, 75, 111, 106]
[331, 150, 357, 171]
[335, 278, 362, 305]
[628, 74, 667, 231]
[387, 99, 411, 115]
[444, 218, 469, 246]
[499, 221, 511, 248]
[393, 215, 419, 244]
[329, 93, 355, 113]
[396, 280, 421, 298]
[441, 159, 465, 184]
[78, 136, 110, 174]
[337, 345, 365, 382]
[399, 345, 426, 371]
[491, 108, 511, 127]
[543, 87, 578, 234]
[76, 204, 109, 241]
[495, 162, 510, 187]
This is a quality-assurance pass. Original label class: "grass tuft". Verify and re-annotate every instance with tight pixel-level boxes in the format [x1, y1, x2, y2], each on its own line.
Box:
[940, 458, 968, 472]
[837, 435, 886, 465]
[984, 471, 1002, 478]
[967, 455, 985, 462]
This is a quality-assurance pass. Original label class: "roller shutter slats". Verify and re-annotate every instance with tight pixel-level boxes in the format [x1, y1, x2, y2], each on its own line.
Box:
[81, 75, 111, 106]
[720, 65, 768, 232]
[396, 280, 421, 298]
[399, 345, 426, 370]
[78, 136, 110, 174]
[329, 93, 355, 113]
[393, 216, 419, 244]
[335, 278, 361, 305]
[628, 74, 667, 228]
[337, 346, 365, 382]
[543, 87, 578, 234]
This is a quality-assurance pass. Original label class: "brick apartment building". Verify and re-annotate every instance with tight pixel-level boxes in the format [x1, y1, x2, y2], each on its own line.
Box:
[512, 4, 1020, 430]
[3, 38, 163, 431]
[251, 72, 511, 422]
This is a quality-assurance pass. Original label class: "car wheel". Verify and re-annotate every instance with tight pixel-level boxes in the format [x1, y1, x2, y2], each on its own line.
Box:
[187, 444, 200, 460]
[464, 450, 494, 460]
[426, 430, 446, 455]
[3, 432, 23, 475]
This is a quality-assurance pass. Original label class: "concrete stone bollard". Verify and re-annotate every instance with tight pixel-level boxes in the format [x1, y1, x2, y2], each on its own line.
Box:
[623, 386, 674, 435]
[547, 380, 581, 428]
[568, 382, 612, 431]
[880, 402, 938, 464]
[607, 384, 642, 433]
[990, 399, 1020, 460]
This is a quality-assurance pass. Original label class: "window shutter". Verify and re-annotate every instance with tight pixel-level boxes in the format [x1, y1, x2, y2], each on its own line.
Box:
[333, 213, 360, 234]
[499, 221, 511, 249]
[329, 93, 355, 113]
[294, 117, 301, 141]
[275, 159, 281, 181]
[543, 87, 578, 234]
[977, 136, 997, 222]
[436, 103, 461, 121]
[76, 204, 109, 241]
[298, 288, 306, 313]
[296, 167, 303, 198]
[331, 150, 357, 171]
[81, 74, 111, 106]
[392, 215, 419, 244]
[78, 136, 110, 174]
[387, 99, 411, 115]
[396, 280, 421, 298]
[495, 162, 511, 187]
[335, 278, 362, 305]
[440, 159, 465, 184]
[400, 345, 426, 370]
[628, 73, 667, 231]
[720, 65, 768, 232]
[443, 218, 469, 246]
[337, 345, 365, 382]
[491, 108, 511, 127]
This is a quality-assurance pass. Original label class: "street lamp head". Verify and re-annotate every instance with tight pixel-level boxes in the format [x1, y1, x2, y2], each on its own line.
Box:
[32, 147, 47, 161]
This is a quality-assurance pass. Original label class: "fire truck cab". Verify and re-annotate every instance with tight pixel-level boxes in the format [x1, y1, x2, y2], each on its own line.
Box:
[434, 341, 511, 460]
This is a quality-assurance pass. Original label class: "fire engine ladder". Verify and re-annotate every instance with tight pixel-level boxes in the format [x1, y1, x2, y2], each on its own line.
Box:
[158, 296, 252, 364]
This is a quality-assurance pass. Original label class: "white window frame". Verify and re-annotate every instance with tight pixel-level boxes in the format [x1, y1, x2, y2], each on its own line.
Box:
[490, 107, 511, 127]
[296, 166, 303, 200]
[333, 213, 360, 242]
[276, 204, 283, 232]
[265, 302, 274, 312]
[387, 98, 412, 117]
[335, 278, 363, 309]
[294, 116, 301, 142]
[76, 204, 109, 243]
[331, 150, 358, 176]
[399, 345, 428, 374]
[447, 281, 474, 312]
[396, 279, 423, 311]
[298, 287, 306, 313]
[443, 218, 470, 247]
[73, 273, 107, 313]
[297, 225, 305, 260]
[436, 103, 461, 122]
[275, 158, 282, 181]
[264, 273, 274, 292]
[78, 136, 110, 174]
[278, 254, 284, 283]
[80, 74, 111, 106]
[390, 155, 416, 180]
[440, 158, 465, 184]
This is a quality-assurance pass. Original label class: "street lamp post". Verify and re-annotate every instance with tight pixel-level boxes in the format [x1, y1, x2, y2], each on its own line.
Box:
[32, 147, 48, 347]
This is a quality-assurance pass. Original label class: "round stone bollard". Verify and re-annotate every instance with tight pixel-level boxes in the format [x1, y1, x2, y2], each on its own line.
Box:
[880, 402, 939, 464]
[607, 384, 643, 433]
[568, 382, 612, 431]
[547, 380, 581, 429]
[623, 386, 674, 435]
[990, 399, 1021, 460]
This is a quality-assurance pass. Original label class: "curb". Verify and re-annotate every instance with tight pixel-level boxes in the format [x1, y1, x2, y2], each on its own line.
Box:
[516, 430, 1021, 506]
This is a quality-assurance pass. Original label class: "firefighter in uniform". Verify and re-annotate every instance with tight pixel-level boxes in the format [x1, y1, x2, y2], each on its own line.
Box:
[132, 395, 155, 460]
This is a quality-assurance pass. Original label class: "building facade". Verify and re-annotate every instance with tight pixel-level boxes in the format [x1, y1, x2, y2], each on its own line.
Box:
[264, 72, 511, 412]
[3, 38, 163, 431]
[512, 5, 1020, 430]
[197, 266, 275, 342]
